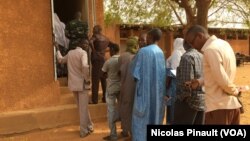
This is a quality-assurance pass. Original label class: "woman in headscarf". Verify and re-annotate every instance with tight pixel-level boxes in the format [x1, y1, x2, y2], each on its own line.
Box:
[165, 38, 185, 124]
[118, 36, 138, 137]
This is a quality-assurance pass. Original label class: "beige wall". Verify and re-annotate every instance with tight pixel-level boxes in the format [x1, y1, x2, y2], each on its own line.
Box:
[0, 0, 60, 112]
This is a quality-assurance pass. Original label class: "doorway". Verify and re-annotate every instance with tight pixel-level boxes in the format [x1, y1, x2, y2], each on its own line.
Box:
[53, 0, 83, 24]
[52, 0, 86, 81]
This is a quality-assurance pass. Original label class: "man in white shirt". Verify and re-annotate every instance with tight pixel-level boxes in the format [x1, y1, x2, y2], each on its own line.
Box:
[56, 39, 94, 137]
[185, 25, 242, 125]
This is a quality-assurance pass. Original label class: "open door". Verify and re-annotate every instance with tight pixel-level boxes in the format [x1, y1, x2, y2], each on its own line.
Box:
[51, 0, 87, 81]
[53, 0, 83, 24]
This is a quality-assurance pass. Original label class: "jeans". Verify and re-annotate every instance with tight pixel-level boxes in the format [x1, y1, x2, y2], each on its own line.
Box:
[106, 91, 119, 138]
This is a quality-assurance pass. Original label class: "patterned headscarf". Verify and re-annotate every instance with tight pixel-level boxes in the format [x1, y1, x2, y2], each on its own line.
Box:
[126, 36, 138, 54]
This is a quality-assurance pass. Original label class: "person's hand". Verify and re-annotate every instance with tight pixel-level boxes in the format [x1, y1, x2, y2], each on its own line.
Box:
[164, 96, 171, 102]
[102, 72, 107, 79]
[84, 80, 91, 90]
[54, 42, 59, 51]
[237, 85, 249, 92]
[184, 79, 200, 90]
[190, 79, 200, 89]
[235, 85, 249, 96]
[85, 80, 90, 85]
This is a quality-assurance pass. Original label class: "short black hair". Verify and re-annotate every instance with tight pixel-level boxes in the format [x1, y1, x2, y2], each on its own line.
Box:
[94, 25, 102, 32]
[148, 28, 162, 41]
[186, 25, 208, 37]
[74, 11, 82, 19]
[109, 43, 120, 53]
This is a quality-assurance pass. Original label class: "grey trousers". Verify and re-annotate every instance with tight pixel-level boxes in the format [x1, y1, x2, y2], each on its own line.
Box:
[73, 91, 93, 133]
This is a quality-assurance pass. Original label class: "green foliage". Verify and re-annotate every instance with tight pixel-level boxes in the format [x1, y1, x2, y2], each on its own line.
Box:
[104, 0, 250, 29]
[104, 0, 175, 27]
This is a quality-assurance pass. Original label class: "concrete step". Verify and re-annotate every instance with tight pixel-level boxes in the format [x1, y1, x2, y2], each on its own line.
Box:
[57, 77, 68, 86]
[59, 87, 106, 105]
[0, 103, 107, 135]
[59, 93, 106, 105]
[60, 87, 72, 95]
[59, 86, 104, 95]
[60, 94, 75, 105]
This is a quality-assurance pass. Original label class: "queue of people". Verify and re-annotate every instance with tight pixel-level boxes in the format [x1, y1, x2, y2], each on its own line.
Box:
[54, 12, 244, 141]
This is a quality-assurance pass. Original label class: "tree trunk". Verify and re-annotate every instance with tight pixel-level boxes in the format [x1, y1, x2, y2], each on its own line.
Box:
[196, 0, 211, 29]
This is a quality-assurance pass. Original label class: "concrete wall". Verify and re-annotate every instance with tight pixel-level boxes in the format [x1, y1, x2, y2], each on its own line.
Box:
[0, 0, 60, 112]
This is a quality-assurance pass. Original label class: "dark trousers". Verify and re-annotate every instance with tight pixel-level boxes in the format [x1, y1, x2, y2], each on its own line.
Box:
[91, 60, 106, 104]
[166, 105, 174, 125]
[205, 109, 240, 125]
[173, 100, 205, 125]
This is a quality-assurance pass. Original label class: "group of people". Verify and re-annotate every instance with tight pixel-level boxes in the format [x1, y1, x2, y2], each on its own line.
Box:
[98, 28, 166, 141]
[165, 25, 243, 126]
[54, 12, 111, 138]
[54, 12, 243, 141]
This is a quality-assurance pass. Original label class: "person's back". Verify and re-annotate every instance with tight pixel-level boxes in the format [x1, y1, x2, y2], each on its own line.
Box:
[131, 28, 166, 141]
[202, 36, 240, 112]
[67, 48, 88, 90]
[65, 12, 88, 51]
[102, 44, 120, 141]
[92, 34, 110, 56]
[90, 25, 110, 104]
[119, 52, 135, 84]
[56, 41, 93, 138]
[105, 55, 120, 85]
[185, 25, 241, 125]
[65, 19, 88, 39]
[118, 36, 138, 136]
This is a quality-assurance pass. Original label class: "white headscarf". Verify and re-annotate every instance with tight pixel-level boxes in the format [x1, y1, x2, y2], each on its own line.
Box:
[166, 38, 186, 69]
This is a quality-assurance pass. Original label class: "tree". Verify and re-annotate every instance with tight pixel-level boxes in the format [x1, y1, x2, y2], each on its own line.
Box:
[104, 0, 250, 30]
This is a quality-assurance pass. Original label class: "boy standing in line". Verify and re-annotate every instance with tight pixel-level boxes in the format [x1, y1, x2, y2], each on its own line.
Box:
[102, 44, 120, 141]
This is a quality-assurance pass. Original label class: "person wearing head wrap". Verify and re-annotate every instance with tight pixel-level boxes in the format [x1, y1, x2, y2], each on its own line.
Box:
[126, 36, 139, 54]
[166, 38, 186, 69]
[117, 36, 138, 137]
[165, 38, 186, 125]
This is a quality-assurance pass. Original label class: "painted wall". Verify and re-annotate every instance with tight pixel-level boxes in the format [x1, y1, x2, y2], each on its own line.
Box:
[227, 39, 249, 55]
[88, 0, 104, 36]
[0, 0, 60, 112]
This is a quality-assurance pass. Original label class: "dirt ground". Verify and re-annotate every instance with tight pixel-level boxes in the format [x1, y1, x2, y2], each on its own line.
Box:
[234, 63, 250, 124]
[0, 64, 250, 141]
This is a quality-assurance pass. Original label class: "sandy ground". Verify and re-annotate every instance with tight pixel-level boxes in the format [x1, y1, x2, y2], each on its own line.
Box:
[234, 63, 250, 124]
[0, 64, 250, 141]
